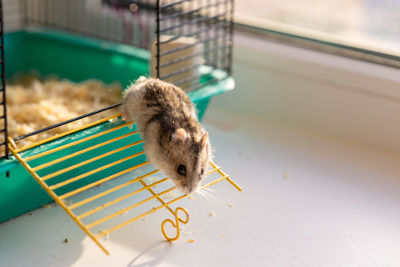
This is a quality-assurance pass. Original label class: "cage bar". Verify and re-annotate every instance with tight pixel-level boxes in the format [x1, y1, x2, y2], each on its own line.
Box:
[0, 0, 8, 159]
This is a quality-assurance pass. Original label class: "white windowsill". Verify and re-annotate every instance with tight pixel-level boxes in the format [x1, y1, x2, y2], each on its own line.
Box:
[2, 105, 400, 266]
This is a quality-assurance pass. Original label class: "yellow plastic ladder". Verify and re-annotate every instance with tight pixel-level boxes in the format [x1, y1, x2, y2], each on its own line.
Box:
[8, 114, 241, 254]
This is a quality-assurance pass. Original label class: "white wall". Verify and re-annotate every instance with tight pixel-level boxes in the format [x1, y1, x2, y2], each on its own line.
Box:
[211, 31, 400, 155]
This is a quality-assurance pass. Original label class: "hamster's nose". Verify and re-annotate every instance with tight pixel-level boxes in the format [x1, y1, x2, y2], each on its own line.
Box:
[181, 184, 195, 195]
[186, 184, 193, 194]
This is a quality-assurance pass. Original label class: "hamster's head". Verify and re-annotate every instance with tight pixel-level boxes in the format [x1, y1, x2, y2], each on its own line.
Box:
[165, 128, 211, 195]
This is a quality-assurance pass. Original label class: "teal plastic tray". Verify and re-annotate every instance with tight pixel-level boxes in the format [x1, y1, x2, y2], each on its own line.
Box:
[0, 29, 234, 223]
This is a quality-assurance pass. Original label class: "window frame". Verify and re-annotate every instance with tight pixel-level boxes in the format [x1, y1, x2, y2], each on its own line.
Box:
[234, 15, 400, 69]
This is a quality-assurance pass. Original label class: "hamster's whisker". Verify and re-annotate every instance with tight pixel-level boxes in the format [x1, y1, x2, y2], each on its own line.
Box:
[197, 188, 211, 202]
[201, 187, 220, 202]
[199, 188, 216, 203]
[202, 187, 216, 192]
[196, 188, 206, 198]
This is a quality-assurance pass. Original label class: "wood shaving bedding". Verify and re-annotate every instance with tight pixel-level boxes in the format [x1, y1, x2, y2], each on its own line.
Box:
[0, 76, 122, 150]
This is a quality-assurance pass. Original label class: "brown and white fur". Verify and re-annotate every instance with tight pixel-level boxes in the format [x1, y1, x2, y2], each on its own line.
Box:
[122, 77, 211, 195]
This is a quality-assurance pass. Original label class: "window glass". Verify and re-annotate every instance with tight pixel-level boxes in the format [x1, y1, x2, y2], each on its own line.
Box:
[235, 0, 400, 57]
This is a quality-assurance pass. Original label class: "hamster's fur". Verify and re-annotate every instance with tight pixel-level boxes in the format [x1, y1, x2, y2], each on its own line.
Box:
[122, 77, 211, 194]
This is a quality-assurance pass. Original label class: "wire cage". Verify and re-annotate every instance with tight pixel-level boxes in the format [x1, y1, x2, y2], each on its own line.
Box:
[0, 0, 239, 254]
[20, 0, 233, 78]
[0, 0, 234, 158]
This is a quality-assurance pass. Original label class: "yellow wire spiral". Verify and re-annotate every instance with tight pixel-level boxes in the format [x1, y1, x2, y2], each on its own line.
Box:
[161, 207, 189, 242]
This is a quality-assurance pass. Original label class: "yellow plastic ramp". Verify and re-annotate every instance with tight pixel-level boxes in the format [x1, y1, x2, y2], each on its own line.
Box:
[8, 114, 241, 254]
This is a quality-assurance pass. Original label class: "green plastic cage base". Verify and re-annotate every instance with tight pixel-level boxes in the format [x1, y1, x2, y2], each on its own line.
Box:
[0, 29, 234, 223]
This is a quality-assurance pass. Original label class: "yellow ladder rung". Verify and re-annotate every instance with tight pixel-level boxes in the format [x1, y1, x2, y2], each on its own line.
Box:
[59, 164, 235, 220]
[226, 177, 243, 192]
[209, 161, 242, 192]
[139, 178, 175, 215]
[32, 131, 139, 171]
[60, 162, 152, 202]
[18, 113, 126, 154]
[68, 169, 157, 210]
[85, 185, 177, 229]
[66, 165, 224, 209]
[78, 177, 169, 220]
[96, 212, 150, 238]
[206, 166, 222, 176]
[96, 194, 187, 238]
[202, 174, 230, 189]
[49, 151, 145, 190]
[43, 140, 143, 181]
[24, 120, 133, 161]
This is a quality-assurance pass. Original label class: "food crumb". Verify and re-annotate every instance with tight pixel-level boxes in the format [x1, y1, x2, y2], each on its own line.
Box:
[184, 231, 197, 236]
[283, 173, 289, 179]
[28, 212, 33, 216]
[63, 238, 69, 244]
[227, 202, 233, 208]
[187, 194, 195, 200]
[100, 230, 110, 241]
[142, 217, 147, 222]
[42, 204, 52, 208]
[221, 234, 224, 238]
[209, 211, 216, 217]
[187, 239, 195, 243]
[53, 255, 57, 258]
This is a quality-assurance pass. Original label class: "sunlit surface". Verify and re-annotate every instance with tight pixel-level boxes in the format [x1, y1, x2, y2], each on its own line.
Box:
[236, 0, 400, 55]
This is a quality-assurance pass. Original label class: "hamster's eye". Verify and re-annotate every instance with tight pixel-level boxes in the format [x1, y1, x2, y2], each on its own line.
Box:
[177, 165, 186, 176]
[201, 167, 204, 175]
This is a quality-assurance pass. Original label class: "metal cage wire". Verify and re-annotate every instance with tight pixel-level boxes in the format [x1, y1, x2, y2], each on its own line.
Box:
[0, 1, 8, 159]
[19, 0, 233, 89]
[0, 0, 233, 157]
[155, 0, 233, 90]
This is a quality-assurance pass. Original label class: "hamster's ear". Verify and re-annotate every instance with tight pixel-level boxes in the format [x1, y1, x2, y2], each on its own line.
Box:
[200, 132, 208, 147]
[172, 128, 187, 142]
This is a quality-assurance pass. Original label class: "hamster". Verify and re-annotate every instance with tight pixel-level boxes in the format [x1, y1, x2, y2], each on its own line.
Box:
[122, 77, 211, 195]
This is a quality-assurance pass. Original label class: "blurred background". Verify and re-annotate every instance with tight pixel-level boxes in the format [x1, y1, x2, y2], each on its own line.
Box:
[235, 0, 400, 57]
